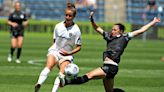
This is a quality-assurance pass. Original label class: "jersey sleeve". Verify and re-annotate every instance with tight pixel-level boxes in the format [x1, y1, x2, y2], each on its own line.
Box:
[127, 32, 134, 38]
[23, 13, 28, 21]
[53, 26, 57, 40]
[124, 32, 134, 41]
[75, 27, 82, 45]
[103, 31, 110, 41]
[75, 36, 82, 45]
[8, 13, 13, 21]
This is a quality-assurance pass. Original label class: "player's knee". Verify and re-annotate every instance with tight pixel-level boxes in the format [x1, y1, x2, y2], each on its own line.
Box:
[11, 44, 17, 48]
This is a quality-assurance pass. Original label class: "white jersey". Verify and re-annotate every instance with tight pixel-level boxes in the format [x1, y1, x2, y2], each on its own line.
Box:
[48, 21, 81, 52]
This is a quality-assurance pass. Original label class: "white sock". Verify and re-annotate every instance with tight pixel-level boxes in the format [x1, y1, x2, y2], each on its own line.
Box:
[52, 77, 60, 92]
[58, 72, 65, 77]
[37, 67, 50, 85]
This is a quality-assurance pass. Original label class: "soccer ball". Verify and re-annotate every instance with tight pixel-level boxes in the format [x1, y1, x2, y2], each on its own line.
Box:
[64, 63, 79, 78]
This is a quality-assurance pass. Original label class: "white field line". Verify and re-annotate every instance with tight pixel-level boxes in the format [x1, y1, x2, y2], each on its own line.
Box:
[26, 59, 164, 74]
[27, 58, 100, 66]
[27, 59, 46, 66]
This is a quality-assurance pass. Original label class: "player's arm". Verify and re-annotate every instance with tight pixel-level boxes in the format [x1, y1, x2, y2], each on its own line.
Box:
[7, 13, 18, 27]
[23, 20, 29, 27]
[60, 45, 81, 56]
[90, 11, 104, 35]
[131, 17, 160, 37]
[70, 45, 81, 55]
[22, 13, 29, 27]
[7, 20, 18, 27]
[60, 35, 82, 56]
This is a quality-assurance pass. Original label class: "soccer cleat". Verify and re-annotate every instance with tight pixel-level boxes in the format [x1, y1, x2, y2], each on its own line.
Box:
[15, 59, 21, 63]
[58, 73, 65, 87]
[7, 54, 12, 62]
[34, 84, 41, 92]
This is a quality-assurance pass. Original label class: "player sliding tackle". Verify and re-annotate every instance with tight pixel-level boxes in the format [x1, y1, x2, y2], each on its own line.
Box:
[59, 11, 160, 92]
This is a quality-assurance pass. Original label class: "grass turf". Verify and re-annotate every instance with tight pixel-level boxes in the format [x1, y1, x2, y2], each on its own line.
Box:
[0, 31, 164, 92]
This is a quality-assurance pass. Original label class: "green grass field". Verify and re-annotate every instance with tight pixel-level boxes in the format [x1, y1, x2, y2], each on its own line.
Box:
[0, 31, 164, 92]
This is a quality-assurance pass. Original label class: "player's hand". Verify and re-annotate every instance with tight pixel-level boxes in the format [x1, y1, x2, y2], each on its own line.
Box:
[12, 22, 18, 27]
[59, 49, 71, 56]
[89, 11, 94, 22]
[23, 21, 29, 27]
[153, 17, 160, 23]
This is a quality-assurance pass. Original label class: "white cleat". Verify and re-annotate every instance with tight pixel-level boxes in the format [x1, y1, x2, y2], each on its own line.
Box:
[15, 59, 21, 63]
[7, 54, 12, 62]
[58, 73, 65, 87]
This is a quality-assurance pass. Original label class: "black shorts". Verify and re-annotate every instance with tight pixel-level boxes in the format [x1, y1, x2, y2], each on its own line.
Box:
[101, 64, 118, 79]
[10, 30, 24, 38]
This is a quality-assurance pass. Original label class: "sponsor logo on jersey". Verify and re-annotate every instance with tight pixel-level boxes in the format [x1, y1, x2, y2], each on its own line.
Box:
[69, 33, 73, 38]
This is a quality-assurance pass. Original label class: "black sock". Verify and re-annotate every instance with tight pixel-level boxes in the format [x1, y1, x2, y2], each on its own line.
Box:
[10, 47, 15, 56]
[66, 75, 89, 85]
[17, 48, 22, 59]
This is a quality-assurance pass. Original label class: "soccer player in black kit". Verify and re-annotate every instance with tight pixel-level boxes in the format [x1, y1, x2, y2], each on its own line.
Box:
[7, 1, 29, 63]
[59, 11, 161, 92]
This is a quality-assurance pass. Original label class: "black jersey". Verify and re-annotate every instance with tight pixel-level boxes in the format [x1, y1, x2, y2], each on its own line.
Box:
[8, 11, 28, 31]
[103, 31, 132, 64]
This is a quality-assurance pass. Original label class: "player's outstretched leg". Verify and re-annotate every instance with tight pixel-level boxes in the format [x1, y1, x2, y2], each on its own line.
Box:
[59, 75, 89, 86]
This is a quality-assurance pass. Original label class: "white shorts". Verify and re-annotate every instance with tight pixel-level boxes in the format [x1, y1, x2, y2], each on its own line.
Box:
[47, 50, 73, 65]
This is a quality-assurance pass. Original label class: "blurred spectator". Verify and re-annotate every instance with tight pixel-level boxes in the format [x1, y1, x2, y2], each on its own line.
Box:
[2, 0, 13, 16]
[75, 0, 85, 9]
[142, 0, 159, 39]
[85, 0, 97, 11]
[148, 0, 157, 9]
[142, 0, 158, 20]
[0, 5, 2, 16]
[157, 5, 163, 19]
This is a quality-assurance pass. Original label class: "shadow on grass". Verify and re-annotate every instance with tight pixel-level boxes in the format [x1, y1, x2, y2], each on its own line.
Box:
[113, 88, 125, 92]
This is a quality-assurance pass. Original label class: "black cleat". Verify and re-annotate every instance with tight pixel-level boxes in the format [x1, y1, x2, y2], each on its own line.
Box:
[35, 84, 41, 92]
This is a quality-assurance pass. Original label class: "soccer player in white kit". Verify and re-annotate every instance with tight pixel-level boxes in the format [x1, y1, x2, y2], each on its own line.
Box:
[34, 2, 81, 92]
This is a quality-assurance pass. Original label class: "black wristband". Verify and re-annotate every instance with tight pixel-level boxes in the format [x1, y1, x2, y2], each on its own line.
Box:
[90, 17, 94, 22]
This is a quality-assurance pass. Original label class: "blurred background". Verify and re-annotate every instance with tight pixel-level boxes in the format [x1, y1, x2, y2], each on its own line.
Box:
[0, 0, 164, 40]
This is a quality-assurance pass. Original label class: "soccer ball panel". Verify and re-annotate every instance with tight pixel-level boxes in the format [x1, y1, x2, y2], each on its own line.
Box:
[64, 63, 79, 77]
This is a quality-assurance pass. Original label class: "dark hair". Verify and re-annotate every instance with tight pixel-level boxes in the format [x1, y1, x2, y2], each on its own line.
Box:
[148, 0, 156, 6]
[115, 23, 125, 32]
[65, 2, 76, 16]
